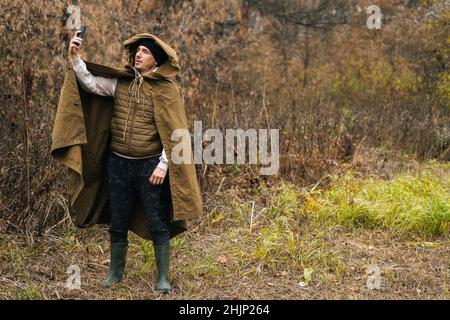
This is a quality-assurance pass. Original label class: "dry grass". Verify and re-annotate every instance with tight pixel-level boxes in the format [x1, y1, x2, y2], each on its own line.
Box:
[0, 153, 448, 300]
[0, 226, 448, 300]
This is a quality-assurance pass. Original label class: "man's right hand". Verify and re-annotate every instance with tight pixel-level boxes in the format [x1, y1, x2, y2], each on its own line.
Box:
[69, 30, 83, 60]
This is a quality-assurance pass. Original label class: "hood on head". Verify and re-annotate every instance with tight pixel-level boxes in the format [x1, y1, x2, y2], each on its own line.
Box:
[123, 33, 180, 79]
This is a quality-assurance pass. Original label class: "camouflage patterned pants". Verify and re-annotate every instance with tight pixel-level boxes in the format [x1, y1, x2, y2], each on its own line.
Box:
[106, 150, 170, 245]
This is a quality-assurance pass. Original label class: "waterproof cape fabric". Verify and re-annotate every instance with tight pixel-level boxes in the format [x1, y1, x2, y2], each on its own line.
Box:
[50, 33, 203, 240]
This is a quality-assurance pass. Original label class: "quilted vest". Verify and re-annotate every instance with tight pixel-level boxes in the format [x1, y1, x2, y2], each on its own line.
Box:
[110, 78, 163, 157]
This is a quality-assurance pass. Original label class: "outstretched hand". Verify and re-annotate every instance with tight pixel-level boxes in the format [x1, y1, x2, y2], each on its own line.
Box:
[69, 30, 83, 59]
[149, 167, 166, 185]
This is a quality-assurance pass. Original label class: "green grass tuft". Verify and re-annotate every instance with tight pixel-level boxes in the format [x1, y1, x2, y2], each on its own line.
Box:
[307, 162, 449, 238]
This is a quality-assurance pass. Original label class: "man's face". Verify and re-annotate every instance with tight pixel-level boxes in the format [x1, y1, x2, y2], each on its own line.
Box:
[134, 45, 157, 73]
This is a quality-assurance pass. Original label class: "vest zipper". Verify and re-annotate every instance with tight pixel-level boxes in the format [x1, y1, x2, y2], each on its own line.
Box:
[127, 100, 138, 154]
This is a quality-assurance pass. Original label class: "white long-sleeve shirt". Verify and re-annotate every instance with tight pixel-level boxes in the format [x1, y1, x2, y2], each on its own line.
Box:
[71, 56, 168, 171]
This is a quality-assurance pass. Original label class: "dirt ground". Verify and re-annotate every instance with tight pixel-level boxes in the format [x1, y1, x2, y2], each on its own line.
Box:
[0, 225, 448, 300]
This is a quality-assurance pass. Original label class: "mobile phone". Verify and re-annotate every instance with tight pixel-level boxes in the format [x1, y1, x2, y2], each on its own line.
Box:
[78, 25, 86, 39]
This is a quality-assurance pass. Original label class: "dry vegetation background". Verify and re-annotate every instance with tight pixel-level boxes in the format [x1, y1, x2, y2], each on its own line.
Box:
[0, 0, 449, 299]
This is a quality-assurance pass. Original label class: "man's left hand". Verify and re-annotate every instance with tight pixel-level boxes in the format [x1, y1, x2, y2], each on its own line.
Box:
[149, 168, 166, 185]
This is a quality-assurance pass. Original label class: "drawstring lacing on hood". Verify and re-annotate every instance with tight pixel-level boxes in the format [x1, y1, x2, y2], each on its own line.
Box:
[122, 67, 150, 141]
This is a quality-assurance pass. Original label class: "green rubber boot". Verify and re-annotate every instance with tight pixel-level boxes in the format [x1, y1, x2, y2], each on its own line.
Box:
[100, 241, 128, 287]
[154, 244, 171, 293]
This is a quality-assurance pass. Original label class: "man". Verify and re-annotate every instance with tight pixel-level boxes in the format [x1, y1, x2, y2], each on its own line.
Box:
[62, 30, 200, 293]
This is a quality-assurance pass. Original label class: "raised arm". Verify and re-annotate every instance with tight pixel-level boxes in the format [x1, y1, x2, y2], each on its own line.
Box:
[68, 30, 117, 96]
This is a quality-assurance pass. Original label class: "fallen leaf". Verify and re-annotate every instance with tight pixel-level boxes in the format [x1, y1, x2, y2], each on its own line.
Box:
[303, 267, 314, 284]
[216, 256, 227, 264]
[422, 242, 438, 249]
[101, 259, 110, 265]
